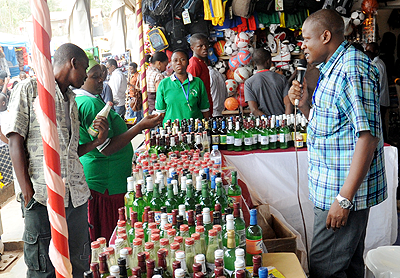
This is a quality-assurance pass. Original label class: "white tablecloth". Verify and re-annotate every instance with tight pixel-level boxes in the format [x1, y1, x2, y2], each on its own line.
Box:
[223, 146, 398, 268]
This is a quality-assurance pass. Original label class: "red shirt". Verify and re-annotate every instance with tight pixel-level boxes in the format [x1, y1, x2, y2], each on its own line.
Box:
[187, 56, 213, 116]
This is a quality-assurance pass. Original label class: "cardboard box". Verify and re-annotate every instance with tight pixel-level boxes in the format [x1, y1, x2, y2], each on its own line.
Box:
[263, 214, 297, 254]
[262, 253, 306, 278]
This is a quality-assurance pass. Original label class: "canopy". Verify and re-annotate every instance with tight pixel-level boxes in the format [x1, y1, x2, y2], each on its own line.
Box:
[0, 32, 30, 49]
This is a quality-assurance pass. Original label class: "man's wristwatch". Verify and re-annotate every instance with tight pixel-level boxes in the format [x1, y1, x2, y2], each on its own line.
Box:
[336, 194, 353, 210]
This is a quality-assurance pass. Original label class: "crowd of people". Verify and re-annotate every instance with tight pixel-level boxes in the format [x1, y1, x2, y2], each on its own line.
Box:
[0, 8, 394, 278]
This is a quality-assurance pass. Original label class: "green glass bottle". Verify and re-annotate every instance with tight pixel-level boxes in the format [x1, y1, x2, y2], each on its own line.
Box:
[233, 202, 246, 250]
[250, 119, 258, 150]
[199, 180, 212, 209]
[219, 120, 227, 150]
[133, 183, 145, 222]
[148, 135, 159, 156]
[228, 171, 242, 207]
[233, 121, 243, 151]
[164, 184, 177, 223]
[194, 176, 203, 204]
[223, 229, 237, 271]
[214, 178, 228, 213]
[278, 119, 289, 149]
[243, 120, 252, 151]
[245, 209, 262, 266]
[269, 117, 277, 150]
[145, 176, 154, 205]
[223, 214, 240, 248]
[125, 177, 135, 226]
[150, 183, 163, 222]
[187, 210, 196, 235]
[259, 120, 269, 151]
[184, 180, 196, 211]
[226, 120, 235, 151]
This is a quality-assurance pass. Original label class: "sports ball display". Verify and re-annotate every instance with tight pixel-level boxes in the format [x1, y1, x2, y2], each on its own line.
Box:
[225, 79, 238, 93]
[237, 94, 247, 107]
[224, 41, 233, 55]
[237, 83, 245, 97]
[237, 49, 252, 65]
[351, 10, 365, 26]
[234, 67, 251, 83]
[229, 55, 240, 71]
[214, 40, 226, 56]
[214, 60, 227, 74]
[226, 69, 235, 80]
[224, 97, 239, 111]
[235, 32, 250, 49]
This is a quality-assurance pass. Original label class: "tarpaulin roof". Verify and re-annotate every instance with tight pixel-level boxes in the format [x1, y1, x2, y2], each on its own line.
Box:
[0, 32, 30, 48]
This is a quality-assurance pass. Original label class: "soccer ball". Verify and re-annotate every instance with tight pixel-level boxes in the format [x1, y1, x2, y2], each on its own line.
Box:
[224, 40, 234, 55]
[214, 60, 227, 74]
[235, 32, 250, 49]
[214, 40, 226, 56]
[229, 55, 241, 71]
[234, 67, 251, 83]
[351, 10, 365, 26]
[237, 49, 252, 65]
[225, 79, 238, 93]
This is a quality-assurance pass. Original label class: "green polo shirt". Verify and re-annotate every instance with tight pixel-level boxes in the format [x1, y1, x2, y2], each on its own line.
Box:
[155, 73, 210, 125]
[75, 91, 133, 195]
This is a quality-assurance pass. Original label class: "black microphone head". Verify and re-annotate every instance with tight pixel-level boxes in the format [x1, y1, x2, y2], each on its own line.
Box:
[297, 59, 307, 69]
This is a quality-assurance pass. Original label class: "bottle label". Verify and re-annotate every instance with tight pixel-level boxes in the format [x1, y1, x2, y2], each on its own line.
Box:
[213, 157, 221, 165]
[285, 133, 291, 142]
[301, 132, 307, 143]
[244, 138, 252, 145]
[167, 212, 174, 223]
[227, 136, 235, 144]
[246, 238, 263, 255]
[258, 133, 262, 143]
[229, 195, 241, 205]
[260, 136, 269, 145]
[252, 134, 258, 144]
[279, 134, 285, 143]
[154, 211, 161, 224]
[234, 138, 242, 146]
[212, 135, 220, 144]
[270, 134, 277, 143]
[220, 135, 227, 145]
[295, 140, 303, 148]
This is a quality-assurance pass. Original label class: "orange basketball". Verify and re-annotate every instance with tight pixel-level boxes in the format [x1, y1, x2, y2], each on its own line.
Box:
[237, 94, 247, 107]
[225, 97, 239, 111]
[214, 40, 226, 56]
[226, 69, 235, 80]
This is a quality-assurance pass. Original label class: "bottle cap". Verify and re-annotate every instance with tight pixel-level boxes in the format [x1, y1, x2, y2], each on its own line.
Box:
[109, 265, 120, 274]
[215, 177, 222, 183]
[236, 269, 246, 278]
[97, 237, 106, 245]
[235, 248, 245, 257]
[195, 254, 205, 263]
[132, 168, 139, 173]
[157, 248, 167, 258]
[149, 222, 157, 229]
[194, 272, 205, 278]
[191, 233, 200, 240]
[133, 238, 142, 246]
[124, 247, 132, 255]
[170, 242, 180, 250]
[175, 269, 185, 278]
[226, 214, 234, 221]
[164, 223, 172, 230]
[134, 222, 143, 229]
[160, 238, 169, 246]
[151, 234, 160, 241]
[208, 229, 217, 237]
[117, 233, 127, 240]
[233, 202, 240, 209]
[145, 242, 154, 250]
[91, 241, 100, 249]
[234, 259, 245, 269]
[172, 261, 182, 270]
[120, 248, 129, 257]
[174, 236, 183, 243]
[253, 255, 262, 264]
[250, 209, 257, 217]
[214, 250, 224, 260]
[193, 263, 202, 273]
[117, 220, 126, 227]
[151, 228, 160, 235]
[167, 229, 177, 236]
[214, 267, 224, 276]
[212, 145, 218, 150]
[213, 225, 222, 232]
[180, 224, 189, 232]
[185, 237, 194, 245]
[258, 267, 269, 278]
[132, 266, 141, 276]
[176, 250, 185, 260]
[105, 247, 114, 254]
[195, 226, 204, 233]
[90, 262, 99, 271]
[146, 259, 155, 268]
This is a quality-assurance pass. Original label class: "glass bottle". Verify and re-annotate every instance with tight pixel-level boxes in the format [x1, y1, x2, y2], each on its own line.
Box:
[125, 177, 135, 226]
[160, 213, 169, 238]
[185, 238, 196, 274]
[213, 224, 223, 249]
[187, 210, 196, 235]
[232, 260, 251, 278]
[145, 241, 156, 262]
[195, 254, 211, 278]
[169, 242, 181, 274]
[269, 118, 277, 150]
[88, 101, 113, 136]
[228, 171, 241, 207]
[195, 226, 207, 256]
[260, 120, 269, 151]
[132, 238, 143, 267]
[105, 247, 116, 267]
[206, 229, 219, 263]
[147, 222, 158, 243]
[174, 236, 184, 251]
[223, 230, 237, 271]
[120, 248, 132, 272]
[233, 121, 243, 152]
[151, 233, 161, 260]
[233, 202, 246, 250]
[214, 178, 228, 213]
[165, 184, 178, 223]
[245, 209, 262, 266]
[200, 180, 212, 210]
[133, 183, 145, 222]
[219, 120, 227, 151]
[194, 176, 203, 204]
[132, 266, 142, 278]
[243, 121, 253, 151]
[194, 134, 204, 155]
[91, 241, 101, 264]
[90, 263, 100, 278]
[184, 179, 196, 211]
[252, 255, 262, 278]
[223, 215, 240, 248]
[167, 229, 177, 244]
[118, 257, 129, 278]
[214, 256, 230, 278]
[158, 249, 172, 278]
[175, 267, 191, 278]
[212, 267, 224, 278]
[202, 208, 213, 244]
[278, 119, 289, 149]
[202, 131, 211, 154]
[226, 120, 235, 151]
[176, 250, 188, 274]
[179, 224, 190, 242]
[147, 259, 156, 278]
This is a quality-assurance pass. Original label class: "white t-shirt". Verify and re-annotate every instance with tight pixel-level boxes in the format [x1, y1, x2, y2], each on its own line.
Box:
[0, 110, 9, 147]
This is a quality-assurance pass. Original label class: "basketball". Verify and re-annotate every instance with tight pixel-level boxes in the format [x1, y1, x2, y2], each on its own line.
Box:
[237, 49, 252, 65]
[237, 94, 247, 107]
[234, 67, 251, 83]
[225, 97, 239, 111]
[235, 32, 250, 49]
[214, 40, 226, 56]
[229, 55, 240, 71]
[225, 79, 238, 93]
[226, 69, 235, 80]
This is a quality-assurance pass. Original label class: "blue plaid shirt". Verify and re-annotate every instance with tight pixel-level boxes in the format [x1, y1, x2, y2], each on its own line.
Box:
[307, 41, 387, 211]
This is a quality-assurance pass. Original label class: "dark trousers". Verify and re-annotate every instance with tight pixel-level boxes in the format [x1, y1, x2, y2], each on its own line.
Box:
[22, 197, 90, 278]
[309, 207, 370, 278]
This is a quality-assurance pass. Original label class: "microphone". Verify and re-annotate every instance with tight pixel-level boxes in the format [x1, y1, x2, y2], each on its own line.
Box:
[295, 59, 307, 106]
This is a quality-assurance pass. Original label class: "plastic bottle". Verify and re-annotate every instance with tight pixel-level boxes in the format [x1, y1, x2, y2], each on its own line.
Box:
[88, 101, 113, 137]
[210, 145, 222, 173]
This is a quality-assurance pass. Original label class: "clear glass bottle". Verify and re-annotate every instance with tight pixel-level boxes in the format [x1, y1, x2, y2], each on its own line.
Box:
[206, 229, 219, 263]
[185, 238, 196, 274]
[147, 259, 156, 278]
[105, 247, 116, 267]
[195, 226, 207, 256]
[91, 241, 101, 264]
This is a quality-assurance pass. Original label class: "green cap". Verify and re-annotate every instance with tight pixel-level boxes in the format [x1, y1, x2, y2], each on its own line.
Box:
[85, 51, 99, 73]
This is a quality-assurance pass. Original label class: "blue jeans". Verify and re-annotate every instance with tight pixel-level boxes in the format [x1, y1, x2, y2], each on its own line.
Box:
[21, 196, 90, 278]
[113, 105, 126, 119]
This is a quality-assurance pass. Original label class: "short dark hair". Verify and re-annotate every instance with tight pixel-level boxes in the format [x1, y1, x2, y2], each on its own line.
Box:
[190, 33, 208, 46]
[149, 52, 168, 64]
[366, 42, 380, 54]
[252, 48, 271, 66]
[172, 49, 189, 60]
[130, 62, 138, 68]
[53, 43, 88, 67]
[305, 9, 344, 38]
[107, 58, 118, 68]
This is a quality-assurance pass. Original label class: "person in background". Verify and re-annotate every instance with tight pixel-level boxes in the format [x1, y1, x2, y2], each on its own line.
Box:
[208, 66, 227, 116]
[0, 48, 10, 78]
[106, 58, 127, 117]
[5, 43, 110, 277]
[288, 10, 386, 278]
[74, 57, 163, 241]
[0, 71, 10, 100]
[244, 48, 292, 117]
[365, 42, 390, 142]
[100, 64, 113, 104]
[146, 52, 168, 114]
[19, 71, 27, 81]
[187, 33, 214, 116]
[155, 50, 210, 125]
[127, 62, 143, 122]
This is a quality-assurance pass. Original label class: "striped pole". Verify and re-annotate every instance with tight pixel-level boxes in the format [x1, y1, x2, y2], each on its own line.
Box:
[30, 0, 72, 277]
[136, 0, 150, 149]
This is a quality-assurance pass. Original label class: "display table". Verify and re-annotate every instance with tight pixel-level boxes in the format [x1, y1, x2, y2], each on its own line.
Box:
[222, 145, 398, 265]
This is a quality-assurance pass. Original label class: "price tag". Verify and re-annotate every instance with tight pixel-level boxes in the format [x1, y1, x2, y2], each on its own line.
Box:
[182, 9, 191, 25]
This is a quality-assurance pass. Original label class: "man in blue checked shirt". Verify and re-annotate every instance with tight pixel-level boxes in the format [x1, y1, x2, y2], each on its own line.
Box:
[289, 9, 387, 278]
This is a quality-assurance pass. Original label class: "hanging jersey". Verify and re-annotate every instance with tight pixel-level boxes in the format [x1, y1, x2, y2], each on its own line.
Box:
[203, 0, 226, 26]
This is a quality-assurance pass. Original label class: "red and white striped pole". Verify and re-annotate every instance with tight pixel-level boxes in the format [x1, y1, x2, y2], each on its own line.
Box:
[136, 0, 150, 149]
[30, 0, 72, 277]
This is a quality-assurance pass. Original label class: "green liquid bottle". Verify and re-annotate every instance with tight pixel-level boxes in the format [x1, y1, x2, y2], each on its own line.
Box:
[269, 117, 277, 150]
[214, 178, 228, 213]
[185, 238, 196, 274]
[200, 179, 212, 209]
[233, 202, 246, 250]
[226, 120, 235, 151]
[243, 120, 253, 151]
[194, 176, 203, 204]
[260, 120, 269, 151]
[165, 184, 177, 223]
[245, 209, 262, 266]
[195, 226, 207, 256]
[223, 229, 237, 271]
[213, 256, 231, 278]
[202, 208, 213, 244]
[206, 229, 219, 263]
[150, 182, 163, 222]
[278, 119, 289, 149]
[228, 171, 242, 207]
[133, 183, 145, 222]
[184, 180, 196, 211]
[125, 177, 135, 226]
[145, 176, 154, 204]
[233, 121, 244, 151]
